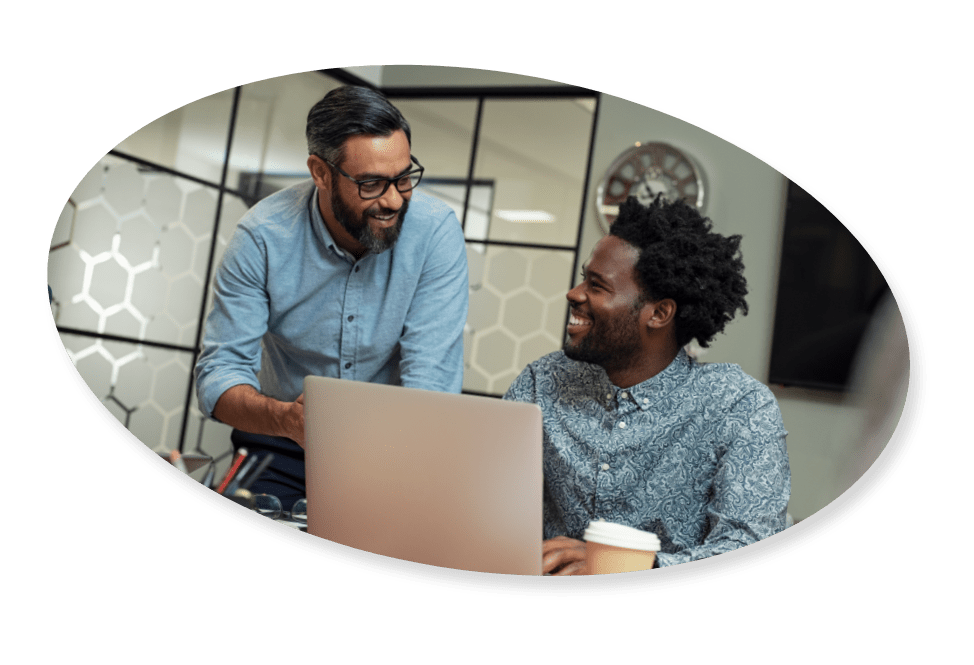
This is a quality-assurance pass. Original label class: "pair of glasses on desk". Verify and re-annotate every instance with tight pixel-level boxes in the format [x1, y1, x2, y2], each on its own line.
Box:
[160, 451, 308, 531]
[253, 495, 308, 531]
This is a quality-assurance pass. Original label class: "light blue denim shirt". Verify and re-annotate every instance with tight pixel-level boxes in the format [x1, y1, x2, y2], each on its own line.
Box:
[504, 349, 790, 567]
[196, 179, 468, 419]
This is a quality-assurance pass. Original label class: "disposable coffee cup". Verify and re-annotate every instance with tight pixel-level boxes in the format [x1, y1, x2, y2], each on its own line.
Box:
[583, 521, 661, 574]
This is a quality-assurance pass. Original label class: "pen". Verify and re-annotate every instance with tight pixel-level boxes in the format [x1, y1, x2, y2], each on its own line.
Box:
[216, 448, 248, 495]
[223, 453, 259, 496]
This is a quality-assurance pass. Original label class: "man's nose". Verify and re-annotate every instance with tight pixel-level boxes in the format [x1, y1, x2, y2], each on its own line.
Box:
[378, 184, 403, 211]
[566, 283, 585, 304]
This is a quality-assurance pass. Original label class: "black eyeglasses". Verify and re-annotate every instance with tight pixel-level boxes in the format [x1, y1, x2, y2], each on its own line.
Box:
[324, 155, 425, 200]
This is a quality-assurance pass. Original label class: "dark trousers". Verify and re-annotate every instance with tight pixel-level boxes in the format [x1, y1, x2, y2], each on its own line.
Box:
[230, 430, 306, 511]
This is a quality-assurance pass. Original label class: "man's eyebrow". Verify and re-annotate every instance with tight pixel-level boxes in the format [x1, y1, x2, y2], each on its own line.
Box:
[583, 265, 608, 283]
[356, 163, 414, 180]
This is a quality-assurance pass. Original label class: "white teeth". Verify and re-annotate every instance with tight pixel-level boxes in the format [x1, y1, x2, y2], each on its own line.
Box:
[568, 315, 590, 326]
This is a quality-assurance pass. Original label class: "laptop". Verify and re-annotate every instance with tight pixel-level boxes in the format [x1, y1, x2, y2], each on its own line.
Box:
[304, 376, 543, 575]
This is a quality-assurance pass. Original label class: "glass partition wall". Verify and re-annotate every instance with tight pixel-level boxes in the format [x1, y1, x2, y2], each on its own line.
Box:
[48, 69, 600, 477]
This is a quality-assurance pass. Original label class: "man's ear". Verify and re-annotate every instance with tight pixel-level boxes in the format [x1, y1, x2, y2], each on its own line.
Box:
[307, 155, 331, 190]
[644, 298, 677, 330]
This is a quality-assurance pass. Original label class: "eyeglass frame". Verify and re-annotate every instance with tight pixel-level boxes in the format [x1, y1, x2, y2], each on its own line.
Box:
[322, 155, 425, 200]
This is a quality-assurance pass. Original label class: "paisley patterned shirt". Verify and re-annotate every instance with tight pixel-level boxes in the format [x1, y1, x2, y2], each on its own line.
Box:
[504, 349, 790, 567]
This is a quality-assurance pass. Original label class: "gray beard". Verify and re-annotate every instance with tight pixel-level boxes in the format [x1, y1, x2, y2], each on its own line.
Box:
[330, 187, 407, 254]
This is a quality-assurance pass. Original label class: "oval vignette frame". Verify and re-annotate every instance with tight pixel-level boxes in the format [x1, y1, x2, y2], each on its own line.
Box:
[45, 66, 930, 599]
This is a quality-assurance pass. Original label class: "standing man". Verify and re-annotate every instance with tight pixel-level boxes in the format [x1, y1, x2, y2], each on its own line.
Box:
[505, 195, 790, 574]
[195, 86, 469, 507]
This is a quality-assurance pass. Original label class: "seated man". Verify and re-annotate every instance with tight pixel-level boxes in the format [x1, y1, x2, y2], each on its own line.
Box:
[504, 195, 790, 574]
[195, 86, 468, 507]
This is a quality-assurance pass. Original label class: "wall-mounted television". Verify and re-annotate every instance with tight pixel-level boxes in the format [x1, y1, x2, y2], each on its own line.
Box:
[767, 181, 889, 392]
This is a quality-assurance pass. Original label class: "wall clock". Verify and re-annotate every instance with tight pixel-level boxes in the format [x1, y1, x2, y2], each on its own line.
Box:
[595, 142, 705, 234]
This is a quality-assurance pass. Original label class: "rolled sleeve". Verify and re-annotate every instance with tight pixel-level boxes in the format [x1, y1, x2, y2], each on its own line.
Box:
[195, 225, 270, 418]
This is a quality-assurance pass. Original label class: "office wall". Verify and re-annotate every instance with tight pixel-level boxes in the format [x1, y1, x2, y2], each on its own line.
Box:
[382, 65, 565, 89]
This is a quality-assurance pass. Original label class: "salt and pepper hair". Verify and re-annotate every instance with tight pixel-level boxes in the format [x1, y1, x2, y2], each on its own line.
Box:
[306, 86, 411, 167]
[609, 195, 749, 348]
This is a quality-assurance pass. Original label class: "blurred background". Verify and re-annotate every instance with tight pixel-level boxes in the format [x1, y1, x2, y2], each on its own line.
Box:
[46, 65, 908, 524]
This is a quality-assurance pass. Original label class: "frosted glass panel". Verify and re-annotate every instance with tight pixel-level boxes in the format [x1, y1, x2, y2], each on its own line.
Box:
[415, 181, 493, 239]
[228, 71, 345, 199]
[49, 156, 246, 347]
[389, 99, 477, 179]
[464, 243, 574, 396]
[113, 89, 235, 184]
[59, 333, 194, 452]
[183, 381, 235, 482]
[473, 99, 592, 247]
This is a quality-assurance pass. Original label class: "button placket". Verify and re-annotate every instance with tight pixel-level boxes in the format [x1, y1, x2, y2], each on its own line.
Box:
[339, 261, 362, 377]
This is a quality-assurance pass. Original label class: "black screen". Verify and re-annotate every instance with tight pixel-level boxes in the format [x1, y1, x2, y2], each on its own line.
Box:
[767, 181, 889, 391]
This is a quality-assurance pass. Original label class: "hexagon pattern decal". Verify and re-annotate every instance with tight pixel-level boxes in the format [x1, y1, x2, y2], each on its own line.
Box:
[49, 158, 246, 470]
[464, 245, 574, 395]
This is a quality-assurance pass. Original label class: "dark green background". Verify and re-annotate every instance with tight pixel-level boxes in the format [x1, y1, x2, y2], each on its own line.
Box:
[9, 1, 971, 662]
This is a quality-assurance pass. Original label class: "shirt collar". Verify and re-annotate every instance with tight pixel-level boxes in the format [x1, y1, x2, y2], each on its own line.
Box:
[593, 349, 694, 410]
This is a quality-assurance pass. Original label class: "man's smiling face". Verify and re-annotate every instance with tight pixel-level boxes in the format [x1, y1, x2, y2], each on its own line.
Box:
[329, 176, 408, 255]
[312, 129, 413, 256]
[563, 235, 648, 368]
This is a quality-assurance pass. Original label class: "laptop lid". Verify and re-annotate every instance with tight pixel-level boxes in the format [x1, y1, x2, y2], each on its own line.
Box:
[304, 376, 543, 575]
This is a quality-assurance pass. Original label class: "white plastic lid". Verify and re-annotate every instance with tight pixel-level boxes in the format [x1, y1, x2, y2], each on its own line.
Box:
[583, 520, 660, 551]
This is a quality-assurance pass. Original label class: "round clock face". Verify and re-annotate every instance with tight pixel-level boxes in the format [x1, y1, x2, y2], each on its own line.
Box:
[595, 142, 705, 234]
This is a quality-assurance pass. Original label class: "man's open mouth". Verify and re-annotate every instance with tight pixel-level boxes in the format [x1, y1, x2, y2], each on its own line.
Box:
[567, 312, 592, 331]
[369, 211, 399, 225]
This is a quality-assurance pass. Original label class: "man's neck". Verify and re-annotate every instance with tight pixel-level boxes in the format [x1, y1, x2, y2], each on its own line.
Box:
[602, 343, 682, 389]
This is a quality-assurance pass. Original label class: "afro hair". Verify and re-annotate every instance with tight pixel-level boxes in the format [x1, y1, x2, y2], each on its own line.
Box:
[609, 195, 748, 348]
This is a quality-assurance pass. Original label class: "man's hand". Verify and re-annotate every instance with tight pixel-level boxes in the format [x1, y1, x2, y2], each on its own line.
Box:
[543, 536, 587, 576]
[286, 393, 305, 448]
[212, 386, 306, 447]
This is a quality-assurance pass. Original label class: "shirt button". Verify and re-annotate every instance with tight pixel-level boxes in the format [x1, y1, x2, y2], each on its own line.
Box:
[344, 362, 352, 369]
[347, 315, 354, 322]
[643, 398, 649, 404]
[606, 393, 612, 400]
[620, 391, 629, 399]
[619, 422, 627, 429]
[601, 463, 610, 471]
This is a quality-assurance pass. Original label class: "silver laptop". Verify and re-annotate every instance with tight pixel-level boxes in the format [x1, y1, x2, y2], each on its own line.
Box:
[304, 376, 543, 575]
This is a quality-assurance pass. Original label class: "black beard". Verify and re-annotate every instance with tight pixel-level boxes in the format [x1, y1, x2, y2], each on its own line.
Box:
[330, 186, 407, 254]
[563, 308, 642, 370]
